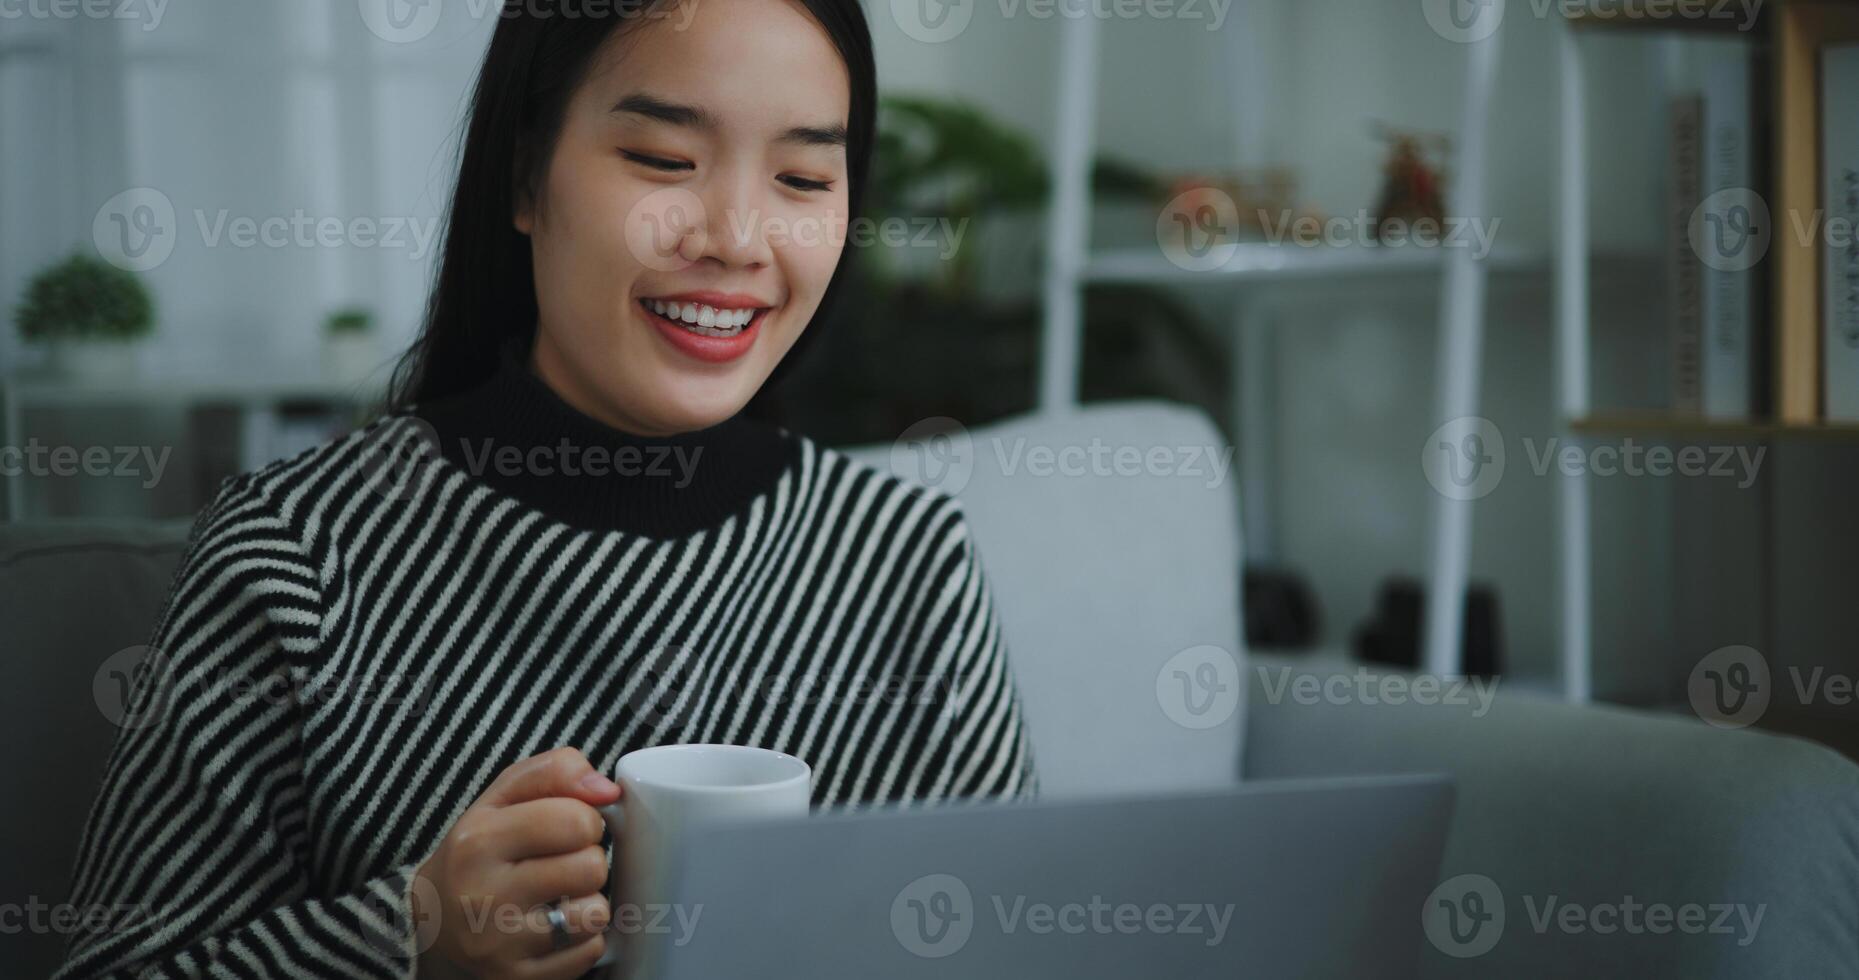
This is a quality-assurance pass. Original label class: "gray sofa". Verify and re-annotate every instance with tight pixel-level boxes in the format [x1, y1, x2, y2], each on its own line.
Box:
[6, 402, 1858, 978]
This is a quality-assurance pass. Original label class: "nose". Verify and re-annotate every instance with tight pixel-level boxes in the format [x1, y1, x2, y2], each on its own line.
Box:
[688, 168, 773, 271]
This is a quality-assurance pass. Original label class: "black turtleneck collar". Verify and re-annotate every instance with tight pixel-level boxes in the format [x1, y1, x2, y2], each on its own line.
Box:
[412, 342, 799, 539]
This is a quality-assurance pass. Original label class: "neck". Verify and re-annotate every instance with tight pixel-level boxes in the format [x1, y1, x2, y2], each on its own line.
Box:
[411, 343, 797, 538]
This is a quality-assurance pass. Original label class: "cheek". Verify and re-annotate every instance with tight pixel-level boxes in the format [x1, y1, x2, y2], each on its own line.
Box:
[780, 205, 850, 307]
[538, 153, 646, 277]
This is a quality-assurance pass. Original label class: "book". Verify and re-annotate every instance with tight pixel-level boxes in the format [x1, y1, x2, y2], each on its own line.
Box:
[1824, 43, 1859, 421]
[1700, 54, 1755, 420]
[1670, 94, 1705, 415]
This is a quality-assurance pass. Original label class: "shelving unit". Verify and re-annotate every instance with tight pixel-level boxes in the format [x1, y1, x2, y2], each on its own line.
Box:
[1551, 0, 1859, 704]
[0, 374, 380, 520]
[1037, 10, 1518, 686]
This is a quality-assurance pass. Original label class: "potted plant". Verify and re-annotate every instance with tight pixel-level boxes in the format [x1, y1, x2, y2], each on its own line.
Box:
[322, 306, 377, 380]
[13, 253, 153, 380]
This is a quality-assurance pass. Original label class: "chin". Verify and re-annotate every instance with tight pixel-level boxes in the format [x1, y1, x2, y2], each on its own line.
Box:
[641, 378, 760, 432]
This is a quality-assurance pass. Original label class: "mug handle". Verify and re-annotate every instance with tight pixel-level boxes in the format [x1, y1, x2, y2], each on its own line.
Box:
[592, 802, 626, 972]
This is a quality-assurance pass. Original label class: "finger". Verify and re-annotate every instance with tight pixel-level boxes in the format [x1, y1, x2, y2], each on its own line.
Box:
[483, 798, 608, 860]
[509, 892, 612, 960]
[513, 931, 608, 980]
[480, 747, 620, 808]
[503, 844, 611, 908]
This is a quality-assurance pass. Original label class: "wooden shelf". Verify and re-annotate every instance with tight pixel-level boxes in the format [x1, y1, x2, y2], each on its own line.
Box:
[1569, 412, 1859, 439]
[1562, 0, 1772, 34]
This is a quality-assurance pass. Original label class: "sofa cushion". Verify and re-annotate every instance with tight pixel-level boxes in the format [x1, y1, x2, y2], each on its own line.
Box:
[847, 402, 1246, 799]
[0, 519, 192, 976]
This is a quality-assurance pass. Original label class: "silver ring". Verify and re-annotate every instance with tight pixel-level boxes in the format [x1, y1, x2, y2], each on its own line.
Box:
[546, 902, 571, 951]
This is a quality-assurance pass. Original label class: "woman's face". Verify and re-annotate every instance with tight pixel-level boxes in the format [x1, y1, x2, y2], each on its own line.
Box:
[517, 0, 851, 436]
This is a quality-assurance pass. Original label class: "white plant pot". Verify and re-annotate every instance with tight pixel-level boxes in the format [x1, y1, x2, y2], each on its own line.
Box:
[323, 332, 378, 381]
[46, 339, 139, 382]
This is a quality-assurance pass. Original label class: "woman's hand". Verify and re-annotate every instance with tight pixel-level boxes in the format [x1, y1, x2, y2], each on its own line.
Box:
[414, 747, 621, 979]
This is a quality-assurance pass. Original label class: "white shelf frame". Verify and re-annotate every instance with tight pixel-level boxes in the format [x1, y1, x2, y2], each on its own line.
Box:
[1036, 11, 1583, 696]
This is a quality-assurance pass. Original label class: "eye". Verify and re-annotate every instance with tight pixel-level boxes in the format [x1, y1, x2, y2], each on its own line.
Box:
[779, 175, 834, 192]
[621, 150, 693, 172]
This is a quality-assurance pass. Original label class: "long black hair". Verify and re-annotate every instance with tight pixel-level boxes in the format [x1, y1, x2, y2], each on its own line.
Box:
[384, 0, 876, 419]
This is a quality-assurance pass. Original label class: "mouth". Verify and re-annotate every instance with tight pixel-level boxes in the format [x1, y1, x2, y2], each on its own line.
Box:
[639, 294, 772, 364]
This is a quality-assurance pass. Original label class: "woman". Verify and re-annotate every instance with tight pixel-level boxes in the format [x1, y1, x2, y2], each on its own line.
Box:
[56, 1, 1037, 977]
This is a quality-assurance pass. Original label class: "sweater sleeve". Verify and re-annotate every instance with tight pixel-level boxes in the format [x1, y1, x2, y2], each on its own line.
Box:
[55, 476, 428, 979]
[901, 503, 1040, 805]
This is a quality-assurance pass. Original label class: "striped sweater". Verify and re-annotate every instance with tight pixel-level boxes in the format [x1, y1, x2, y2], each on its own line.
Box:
[56, 365, 1037, 978]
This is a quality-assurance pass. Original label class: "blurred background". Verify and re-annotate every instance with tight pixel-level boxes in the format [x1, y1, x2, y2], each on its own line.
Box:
[4, 3, 1858, 748]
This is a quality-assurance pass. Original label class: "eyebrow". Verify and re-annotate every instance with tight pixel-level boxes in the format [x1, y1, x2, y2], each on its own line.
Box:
[611, 93, 847, 149]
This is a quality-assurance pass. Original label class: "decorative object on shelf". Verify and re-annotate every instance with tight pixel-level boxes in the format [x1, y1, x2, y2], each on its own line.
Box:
[1368, 125, 1451, 243]
[1353, 576, 1503, 678]
[1155, 168, 1321, 249]
[1242, 564, 1321, 649]
[322, 306, 378, 381]
[12, 252, 152, 381]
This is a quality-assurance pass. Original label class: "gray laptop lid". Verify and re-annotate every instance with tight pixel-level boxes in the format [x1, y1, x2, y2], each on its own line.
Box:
[644, 774, 1453, 980]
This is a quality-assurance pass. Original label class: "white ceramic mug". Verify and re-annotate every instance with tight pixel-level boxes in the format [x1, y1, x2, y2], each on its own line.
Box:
[593, 744, 811, 977]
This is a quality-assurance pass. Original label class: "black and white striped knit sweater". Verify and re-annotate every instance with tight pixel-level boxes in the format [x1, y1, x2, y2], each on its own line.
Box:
[56, 355, 1038, 978]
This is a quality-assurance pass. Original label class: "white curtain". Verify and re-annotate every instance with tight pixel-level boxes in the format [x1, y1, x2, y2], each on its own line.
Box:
[0, 0, 498, 377]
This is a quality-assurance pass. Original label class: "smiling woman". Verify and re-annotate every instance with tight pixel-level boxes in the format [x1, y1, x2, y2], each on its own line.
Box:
[52, 2, 1038, 979]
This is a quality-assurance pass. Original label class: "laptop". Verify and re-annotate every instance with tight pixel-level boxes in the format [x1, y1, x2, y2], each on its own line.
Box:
[633, 774, 1454, 980]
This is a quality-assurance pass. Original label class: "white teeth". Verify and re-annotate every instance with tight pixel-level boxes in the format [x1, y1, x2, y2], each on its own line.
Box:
[644, 298, 759, 337]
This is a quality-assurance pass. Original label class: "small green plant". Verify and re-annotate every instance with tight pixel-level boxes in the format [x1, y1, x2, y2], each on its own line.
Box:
[13, 253, 153, 343]
[325, 307, 374, 334]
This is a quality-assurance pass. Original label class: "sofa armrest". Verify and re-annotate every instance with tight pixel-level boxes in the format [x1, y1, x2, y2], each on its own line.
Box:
[1243, 655, 1859, 980]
